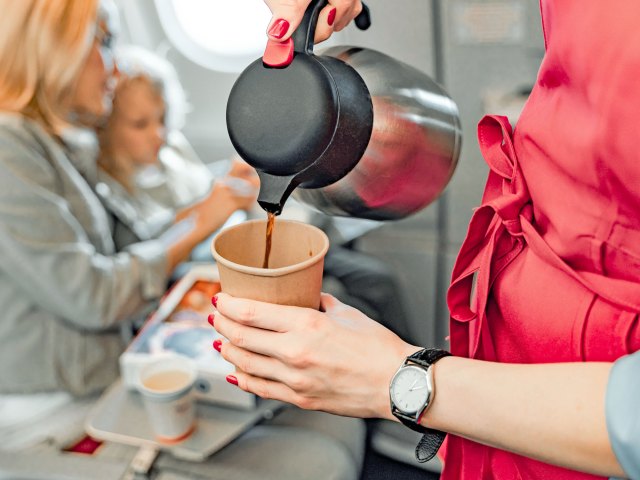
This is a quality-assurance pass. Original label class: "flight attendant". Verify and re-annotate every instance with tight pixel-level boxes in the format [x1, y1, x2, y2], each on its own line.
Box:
[212, 1, 640, 478]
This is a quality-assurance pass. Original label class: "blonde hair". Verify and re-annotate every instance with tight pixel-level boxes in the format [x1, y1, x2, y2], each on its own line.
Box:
[114, 74, 165, 114]
[98, 74, 165, 192]
[115, 46, 190, 130]
[0, 0, 99, 132]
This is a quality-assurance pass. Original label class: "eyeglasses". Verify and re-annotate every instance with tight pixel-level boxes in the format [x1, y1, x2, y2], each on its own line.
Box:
[93, 25, 116, 73]
[94, 28, 114, 52]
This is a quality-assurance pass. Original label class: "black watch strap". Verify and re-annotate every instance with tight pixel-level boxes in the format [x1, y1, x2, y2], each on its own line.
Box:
[408, 348, 451, 369]
[394, 348, 451, 463]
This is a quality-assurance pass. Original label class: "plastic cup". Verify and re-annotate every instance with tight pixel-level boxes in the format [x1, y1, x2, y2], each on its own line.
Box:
[137, 356, 197, 443]
[211, 219, 330, 309]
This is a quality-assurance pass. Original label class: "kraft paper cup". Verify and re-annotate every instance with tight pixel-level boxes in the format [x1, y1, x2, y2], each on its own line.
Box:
[137, 356, 197, 443]
[211, 219, 330, 309]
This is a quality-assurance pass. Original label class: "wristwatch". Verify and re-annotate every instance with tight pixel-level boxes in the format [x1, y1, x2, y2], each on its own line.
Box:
[389, 348, 451, 462]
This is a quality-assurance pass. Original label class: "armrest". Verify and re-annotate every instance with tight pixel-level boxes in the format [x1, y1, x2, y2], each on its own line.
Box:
[0, 450, 129, 480]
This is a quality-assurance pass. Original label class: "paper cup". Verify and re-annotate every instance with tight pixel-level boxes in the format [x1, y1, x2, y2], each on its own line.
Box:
[211, 219, 329, 309]
[137, 356, 197, 443]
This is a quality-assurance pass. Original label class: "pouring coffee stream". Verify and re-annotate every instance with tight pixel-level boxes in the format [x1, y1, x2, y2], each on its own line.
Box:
[262, 212, 276, 269]
[227, 0, 461, 227]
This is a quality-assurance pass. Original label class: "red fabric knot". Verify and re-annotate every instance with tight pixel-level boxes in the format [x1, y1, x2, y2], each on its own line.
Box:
[490, 193, 533, 237]
[447, 113, 640, 360]
[447, 115, 532, 359]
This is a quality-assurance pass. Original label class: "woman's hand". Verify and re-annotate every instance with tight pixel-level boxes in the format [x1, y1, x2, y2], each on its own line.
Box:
[264, 0, 363, 44]
[213, 292, 419, 419]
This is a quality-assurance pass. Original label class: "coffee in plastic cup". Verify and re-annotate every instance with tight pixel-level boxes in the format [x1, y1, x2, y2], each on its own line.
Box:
[137, 356, 197, 443]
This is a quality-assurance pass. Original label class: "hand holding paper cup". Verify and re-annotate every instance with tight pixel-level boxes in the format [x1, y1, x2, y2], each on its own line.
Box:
[211, 219, 329, 309]
[137, 356, 197, 443]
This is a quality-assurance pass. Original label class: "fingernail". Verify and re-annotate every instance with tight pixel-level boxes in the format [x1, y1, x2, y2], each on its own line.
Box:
[213, 339, 222, 352]
[211, 296, 218, 308]
[268, 18, 289, 39]
[226, 375, 238, 386]
[327, 8, 337, 27]
[207, 313, 215, 327]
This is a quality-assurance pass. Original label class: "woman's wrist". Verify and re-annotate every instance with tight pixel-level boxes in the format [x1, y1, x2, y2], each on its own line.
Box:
[379, 342, 425, 421]
[419, 355, 457, 431]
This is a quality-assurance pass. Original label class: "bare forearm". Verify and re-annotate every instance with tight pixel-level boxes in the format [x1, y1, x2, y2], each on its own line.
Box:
[165, 233, 198, 271]
[175, 201, 201, 222]
[422, 357, 625, 477]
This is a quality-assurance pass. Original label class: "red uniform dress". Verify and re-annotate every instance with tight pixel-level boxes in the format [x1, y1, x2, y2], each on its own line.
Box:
[443, 1, 640, 478]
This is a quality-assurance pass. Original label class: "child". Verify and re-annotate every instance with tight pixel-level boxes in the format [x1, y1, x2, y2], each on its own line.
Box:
[95, 47, 258, 252]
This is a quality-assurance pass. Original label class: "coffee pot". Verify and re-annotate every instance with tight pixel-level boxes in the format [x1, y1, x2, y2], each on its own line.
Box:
[226, 1, 461, 220]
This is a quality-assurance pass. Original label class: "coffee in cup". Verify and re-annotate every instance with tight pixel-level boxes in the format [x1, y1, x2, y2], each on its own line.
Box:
[137, 356, 197, 443]
[211, 219, 329, 309]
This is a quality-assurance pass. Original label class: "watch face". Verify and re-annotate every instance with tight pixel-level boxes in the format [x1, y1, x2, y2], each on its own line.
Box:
[390, 366, 431, 414]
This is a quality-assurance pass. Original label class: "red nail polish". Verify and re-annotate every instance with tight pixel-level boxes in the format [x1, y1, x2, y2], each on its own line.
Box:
[211, 296, 218, 308]
[207, 313, 215, 327]
[213, 339, 222, 352]
[226, 375, 238, 386]
[268, 18, 289, 39]
[327, 8, 336, 27]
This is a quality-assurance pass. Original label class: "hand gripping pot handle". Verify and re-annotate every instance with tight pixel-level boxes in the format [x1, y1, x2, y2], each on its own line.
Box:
[292, 1, 371, 55]
[226, 1, 461, 220]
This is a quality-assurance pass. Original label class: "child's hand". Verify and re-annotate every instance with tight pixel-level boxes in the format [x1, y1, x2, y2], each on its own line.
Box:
[228, 157, 255, 178]
[229, 184, 258, 211]
[200, 181, 256, 219]
[227, 157, 260, 191]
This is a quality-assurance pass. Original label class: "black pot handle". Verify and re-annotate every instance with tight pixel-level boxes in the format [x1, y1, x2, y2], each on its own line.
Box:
[354, 3, 371, 30]
[293, 1, 371, 55]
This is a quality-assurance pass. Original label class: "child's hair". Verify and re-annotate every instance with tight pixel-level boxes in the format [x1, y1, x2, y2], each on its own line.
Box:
[98, 47, 190, 192]
[114, 46, 189, 131]
[97, 73, 165, 192]
[112, 74, 165, 120]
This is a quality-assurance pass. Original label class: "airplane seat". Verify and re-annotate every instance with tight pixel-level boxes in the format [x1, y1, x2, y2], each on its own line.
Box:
[0, 393, 131, 479]
[0, 449, 130, 480]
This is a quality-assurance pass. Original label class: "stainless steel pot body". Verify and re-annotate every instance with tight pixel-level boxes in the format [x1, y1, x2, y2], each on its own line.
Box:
[294, 46, 462, 221]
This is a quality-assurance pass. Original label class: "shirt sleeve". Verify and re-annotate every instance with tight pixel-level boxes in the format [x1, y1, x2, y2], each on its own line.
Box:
[606, 350, 640, 479]
[0, 124, 169, 332]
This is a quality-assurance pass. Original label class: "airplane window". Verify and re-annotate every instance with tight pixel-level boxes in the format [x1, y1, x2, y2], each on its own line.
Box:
[155, 0, 271, 72]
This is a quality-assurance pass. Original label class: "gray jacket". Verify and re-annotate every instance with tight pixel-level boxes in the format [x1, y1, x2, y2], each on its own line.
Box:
[0, 114, 167, 396]
[95, 169, 175, 250]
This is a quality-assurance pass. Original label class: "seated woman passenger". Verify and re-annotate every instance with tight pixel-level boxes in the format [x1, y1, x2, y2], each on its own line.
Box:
[0, 0, 247, 447]
[0, 3, 365, 476]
